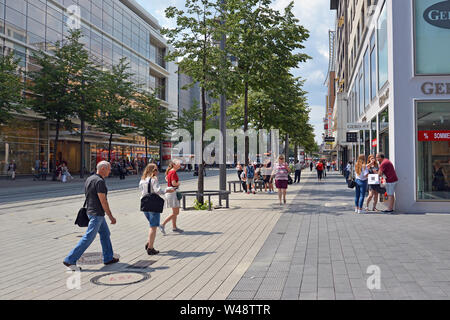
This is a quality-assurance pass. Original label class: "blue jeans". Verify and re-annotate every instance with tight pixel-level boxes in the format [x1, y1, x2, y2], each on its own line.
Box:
[355, 179, 368, 209]
[64, 215, 113, 265]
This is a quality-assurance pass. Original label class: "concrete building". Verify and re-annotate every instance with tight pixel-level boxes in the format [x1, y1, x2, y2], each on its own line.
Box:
[329, 0, 450, 213]
[0, 0, 178, 176]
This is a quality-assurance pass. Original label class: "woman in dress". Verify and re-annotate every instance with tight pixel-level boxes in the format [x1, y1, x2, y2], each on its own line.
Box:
[139, 163, 174, 255]
[271, 155, 291, 205]
[160, 159, 183, 235]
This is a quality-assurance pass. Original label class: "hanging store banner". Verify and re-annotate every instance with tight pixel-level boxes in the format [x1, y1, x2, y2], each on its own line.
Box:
[418, 130, 450, 141]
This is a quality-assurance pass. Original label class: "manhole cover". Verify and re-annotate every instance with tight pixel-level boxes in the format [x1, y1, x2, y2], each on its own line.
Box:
[91, 272, 150, 286]
[78, 252, 120, 265]
[126, 260, 156, 269]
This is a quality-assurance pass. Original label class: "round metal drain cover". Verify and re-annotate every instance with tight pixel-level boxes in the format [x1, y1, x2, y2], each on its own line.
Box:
[78, 252, 120, 265]
[91, 272, 150, 286]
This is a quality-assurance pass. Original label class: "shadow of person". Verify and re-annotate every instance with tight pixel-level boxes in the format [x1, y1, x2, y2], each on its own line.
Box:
[160, 250, 215, 260]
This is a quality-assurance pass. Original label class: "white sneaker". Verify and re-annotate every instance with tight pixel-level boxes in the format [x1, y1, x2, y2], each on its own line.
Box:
[355, 208, 358, 213]
[357, 209, 361, 214]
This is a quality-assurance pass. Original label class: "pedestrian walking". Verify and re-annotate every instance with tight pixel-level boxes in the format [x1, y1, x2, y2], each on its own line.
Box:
[139, 163, 175, 255]
[245, 161, 256, 194]
[310, 161, 313, 172]
[271, 155, 290, 205]
[344, 161, 353, 181]
[365, 155, 382, 212]
[323, 161, 327, 177]
[160, 159, 183, 235]
[7, 160, 16, 180]
[61, 162, 73, 183]
[236, 162, 243, 181]
[294, 160, 302, 183]
[316, 161, 324, 181]
[376, 153, 398, 213]
[41, 161, 48, 181]
[327, 161, 331, 172]
[354, 155, 369, 214]
[63, 161, 119, 268]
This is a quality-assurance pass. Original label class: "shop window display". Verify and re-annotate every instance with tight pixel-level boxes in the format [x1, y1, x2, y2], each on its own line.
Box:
[417, 101, 450, 200]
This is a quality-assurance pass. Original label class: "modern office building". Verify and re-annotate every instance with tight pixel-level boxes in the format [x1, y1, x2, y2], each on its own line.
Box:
[329, 0, 449, 213]
[0, 0, 178, 176]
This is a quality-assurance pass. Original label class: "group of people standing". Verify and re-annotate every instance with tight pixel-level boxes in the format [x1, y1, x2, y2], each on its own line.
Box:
[349, 153, 398, 214]
[236, 155, 293, 205]
[63, 159, 184, 268]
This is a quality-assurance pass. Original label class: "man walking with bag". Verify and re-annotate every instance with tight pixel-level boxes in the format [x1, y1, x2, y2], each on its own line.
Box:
[63, 161, 119, 268]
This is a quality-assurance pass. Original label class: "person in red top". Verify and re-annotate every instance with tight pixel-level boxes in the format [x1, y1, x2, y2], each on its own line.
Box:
[316, 161, 324, 181]
[376, 153, 398, 213]
[160, 159, 183, 235]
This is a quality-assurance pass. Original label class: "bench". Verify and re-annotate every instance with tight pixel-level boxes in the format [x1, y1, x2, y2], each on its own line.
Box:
[227, 180, 243, 193]
[179, 190, 231, 211]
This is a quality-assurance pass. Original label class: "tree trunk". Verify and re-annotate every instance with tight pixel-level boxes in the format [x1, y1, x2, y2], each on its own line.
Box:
[145, 136, 148, 165]
[80, 118, 85, 178]
[108, 133, 113, 162]
[197, 86, 206, 204]
[294, 144, 299, 163]
[244, 81, 249, 166]
[52, 119, 61, 181]
[284, 134, 289, 163]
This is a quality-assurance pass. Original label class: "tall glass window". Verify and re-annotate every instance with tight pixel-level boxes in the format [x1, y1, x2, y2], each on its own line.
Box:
[364, 48, 369, 108]
[358, 68, 363, 116]
[416, 102, 450, 200]
[378, 108, 389, 159]
[377, 3, 388, 90]
[370, 32, 376, 100]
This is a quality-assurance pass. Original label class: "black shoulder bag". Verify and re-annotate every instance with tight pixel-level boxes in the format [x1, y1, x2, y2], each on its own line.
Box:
[141, 179, 165, 213]
[75, 199, 90, 227]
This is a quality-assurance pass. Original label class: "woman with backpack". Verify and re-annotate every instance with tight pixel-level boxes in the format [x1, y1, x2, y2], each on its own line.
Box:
[139, 163, 175, 255]
[354, 154, 370, 214]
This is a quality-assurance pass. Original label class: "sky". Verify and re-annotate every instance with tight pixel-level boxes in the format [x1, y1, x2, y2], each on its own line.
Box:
[136, 0, 336, 144]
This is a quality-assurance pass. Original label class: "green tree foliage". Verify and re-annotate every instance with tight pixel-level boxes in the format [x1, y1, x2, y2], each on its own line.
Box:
[162, 0, 231, 202]
[28, 30, 88, 179]
[92, 58, 137, 162]
[0, 53, 24, 125]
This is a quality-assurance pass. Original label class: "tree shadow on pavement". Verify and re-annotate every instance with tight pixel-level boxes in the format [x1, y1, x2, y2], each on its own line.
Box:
[160, 250, 215, 260]
[177, 231, 223, 236]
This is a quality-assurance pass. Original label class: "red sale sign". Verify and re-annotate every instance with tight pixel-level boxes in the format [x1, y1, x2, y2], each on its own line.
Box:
[418, 131, 450, 141]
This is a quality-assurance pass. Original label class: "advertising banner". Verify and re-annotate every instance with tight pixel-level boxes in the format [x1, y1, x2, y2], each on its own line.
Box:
[418, 130, 450, 141]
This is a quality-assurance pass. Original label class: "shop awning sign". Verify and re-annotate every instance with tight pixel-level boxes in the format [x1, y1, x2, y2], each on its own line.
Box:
[346, 123, 370, 130]
[418, 130, 450, 141]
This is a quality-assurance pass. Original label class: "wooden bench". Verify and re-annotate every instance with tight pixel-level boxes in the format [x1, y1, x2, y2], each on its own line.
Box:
[227, 180, 243, 193]
[179, 190, 231, 211]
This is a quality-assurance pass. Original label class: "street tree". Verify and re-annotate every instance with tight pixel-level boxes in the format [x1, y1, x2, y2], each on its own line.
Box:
[0, 53, 24, 125]
[28, 31, 88, 180]
[93, 58, 136, 162]
[162, 0, 231, 203]
[223, 0, 310, 165]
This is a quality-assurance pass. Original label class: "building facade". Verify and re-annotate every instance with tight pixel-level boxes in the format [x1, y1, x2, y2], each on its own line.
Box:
[329, 0, 450, 213]
[0, 0, 178, 176]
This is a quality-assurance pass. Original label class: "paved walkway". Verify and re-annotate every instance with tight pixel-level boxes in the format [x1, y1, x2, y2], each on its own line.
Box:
[228, 172, 450, 300]
[1, 170, 450, 300]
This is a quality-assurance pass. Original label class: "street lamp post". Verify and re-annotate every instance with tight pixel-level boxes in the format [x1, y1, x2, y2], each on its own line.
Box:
[219, 0, 227, 201]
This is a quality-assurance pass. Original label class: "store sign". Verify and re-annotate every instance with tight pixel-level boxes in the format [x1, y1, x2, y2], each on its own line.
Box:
[424, 1, 450, 29]
[346, 132, 358, 143]
[324, 137, 335, 142]
[347, 123, 370, 130]
[421, 82, 450, 94]
[372, 139, 378, 147]
[418, 130, 450, 141]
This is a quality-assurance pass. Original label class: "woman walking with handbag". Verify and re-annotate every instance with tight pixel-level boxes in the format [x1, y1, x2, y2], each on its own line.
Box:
[354, 155, 370, 214]
[139, 163, 174, 255]
[271, 155, 291, 205]
[160, 159, 183, 235]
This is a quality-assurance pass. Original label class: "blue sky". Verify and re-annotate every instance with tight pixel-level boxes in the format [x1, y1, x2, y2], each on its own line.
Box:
[136, 0, 336, 144]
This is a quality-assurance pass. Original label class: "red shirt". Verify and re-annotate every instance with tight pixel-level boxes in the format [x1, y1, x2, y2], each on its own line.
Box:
[316, 162, 324, 171]
[167, 170, 179, 187]
[379, 159, 398, 183]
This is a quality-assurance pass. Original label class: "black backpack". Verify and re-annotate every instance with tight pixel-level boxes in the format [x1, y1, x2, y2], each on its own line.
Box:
[140, 179, 165, 213]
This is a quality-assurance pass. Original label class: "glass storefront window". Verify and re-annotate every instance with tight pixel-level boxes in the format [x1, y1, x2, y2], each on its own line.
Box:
[414, 0, 450, 75]
[379, 107, 389, 159]
[416, 101, 450, 200]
